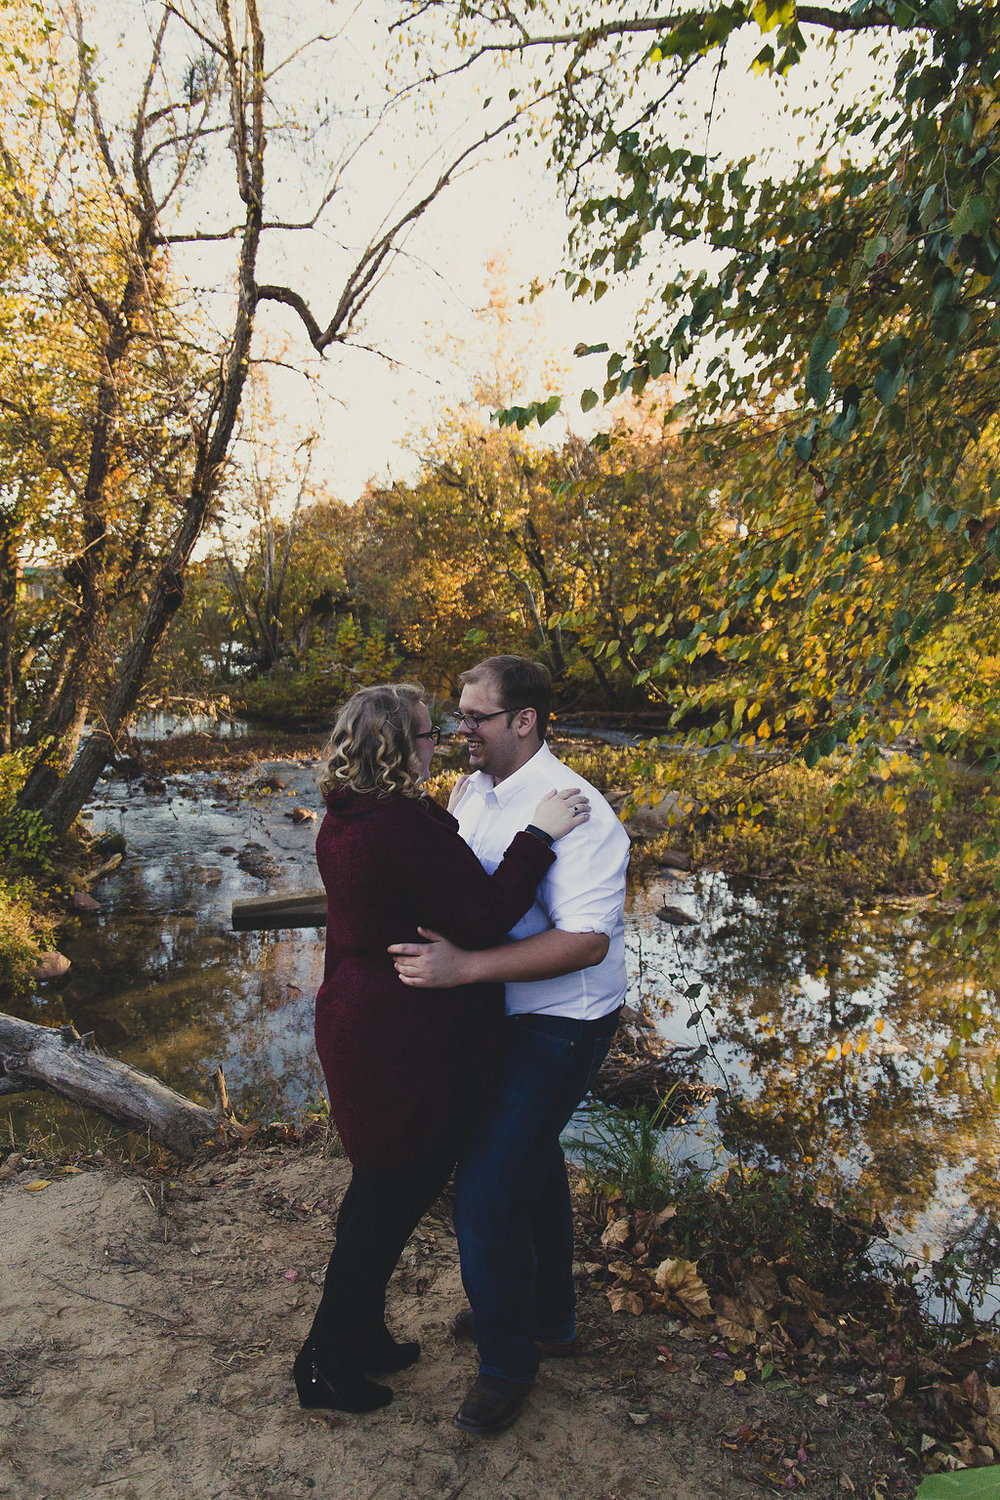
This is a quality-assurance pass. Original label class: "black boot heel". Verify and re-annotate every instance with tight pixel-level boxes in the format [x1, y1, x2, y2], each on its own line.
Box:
[293, 1345, 392, 1413]
[363, 1335, 420, 1375]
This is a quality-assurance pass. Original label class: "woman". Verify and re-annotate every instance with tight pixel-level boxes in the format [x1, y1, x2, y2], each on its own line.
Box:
[295, 683, 589, 1414]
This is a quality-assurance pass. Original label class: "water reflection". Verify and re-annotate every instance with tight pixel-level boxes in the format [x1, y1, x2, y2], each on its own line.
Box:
[629, 871, 999, 1259]
[5, 771, 997, 1271]
[10, 761, 330, 1130]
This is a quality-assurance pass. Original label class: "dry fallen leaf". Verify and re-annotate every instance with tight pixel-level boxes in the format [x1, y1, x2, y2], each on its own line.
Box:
[24, 1179, 52, 1192]
[601, 1218, 633, 1249]
[608, 1287, 645, 1315]
[715, 1294, 771, 1347]
[654, 1257, 713, 1320]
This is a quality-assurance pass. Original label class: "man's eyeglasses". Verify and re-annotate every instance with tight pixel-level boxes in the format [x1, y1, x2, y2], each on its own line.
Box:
[415, 726, 442, 745]
[453, 708, 526, 731]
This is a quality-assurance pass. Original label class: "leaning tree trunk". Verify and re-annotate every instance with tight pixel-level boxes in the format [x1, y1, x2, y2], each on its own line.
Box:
[0, 1014, 231, 1159]
[20, 4, 266, 837]
[0, 521, 17, 753]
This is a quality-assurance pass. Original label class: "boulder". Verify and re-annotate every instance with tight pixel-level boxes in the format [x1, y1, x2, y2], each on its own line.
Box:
[656, 903, 697, 926]
[237, 843, 281, 880]
[32, 952, 71, 983]
[624, 792, 683, 841]
[93, 832, 127, 858]
[256, 774, 287, 793]
[70, 891, 101, 914]
[657, 848, 692, 871]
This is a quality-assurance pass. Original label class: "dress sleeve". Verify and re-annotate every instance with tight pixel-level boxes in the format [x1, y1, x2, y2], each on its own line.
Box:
[390, 799, 554, 949]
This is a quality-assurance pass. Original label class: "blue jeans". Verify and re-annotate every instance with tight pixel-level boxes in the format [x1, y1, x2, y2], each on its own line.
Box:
[453, 1007, 620, 1383]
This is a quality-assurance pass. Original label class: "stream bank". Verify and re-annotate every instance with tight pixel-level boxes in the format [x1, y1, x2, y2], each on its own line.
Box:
[0, 1130, 916, 1500]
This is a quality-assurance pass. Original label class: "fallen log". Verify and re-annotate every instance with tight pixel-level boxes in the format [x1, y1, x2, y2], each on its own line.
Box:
[232, 888, 326, 931]
[0, 1015, 232, 1158]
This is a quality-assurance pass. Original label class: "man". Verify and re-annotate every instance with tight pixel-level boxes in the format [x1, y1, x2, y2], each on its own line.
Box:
[390, 655, 630, 1434]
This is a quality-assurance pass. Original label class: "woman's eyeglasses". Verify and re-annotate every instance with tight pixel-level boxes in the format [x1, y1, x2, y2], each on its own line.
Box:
[415, 727, 442, 745]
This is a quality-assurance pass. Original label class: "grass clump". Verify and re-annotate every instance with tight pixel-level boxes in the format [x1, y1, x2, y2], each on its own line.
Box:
[566, 1095, 692, 1211]
[571, 1098, 882, 1309]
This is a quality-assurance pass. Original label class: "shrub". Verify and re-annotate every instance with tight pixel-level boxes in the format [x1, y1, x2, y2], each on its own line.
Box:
[231, 622, 402, 729]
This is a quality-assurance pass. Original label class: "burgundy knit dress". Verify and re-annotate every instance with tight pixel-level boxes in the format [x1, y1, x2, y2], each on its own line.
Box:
[314, 790, 554, 1169]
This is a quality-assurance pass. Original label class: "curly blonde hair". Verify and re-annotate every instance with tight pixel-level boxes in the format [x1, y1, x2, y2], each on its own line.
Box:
[317, 683, 426, 802]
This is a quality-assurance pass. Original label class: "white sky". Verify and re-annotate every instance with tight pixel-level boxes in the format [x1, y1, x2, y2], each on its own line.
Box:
[89, 1, 893, 511]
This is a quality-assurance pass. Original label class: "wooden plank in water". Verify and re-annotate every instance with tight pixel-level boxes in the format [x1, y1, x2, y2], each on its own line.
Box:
[231, 888, 327, 931]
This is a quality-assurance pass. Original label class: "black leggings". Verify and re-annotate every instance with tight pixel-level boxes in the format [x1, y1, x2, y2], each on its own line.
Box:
[308, 1133, 458, 1358]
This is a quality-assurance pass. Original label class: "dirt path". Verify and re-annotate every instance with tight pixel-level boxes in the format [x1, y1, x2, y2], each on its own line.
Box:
[0, 1139, 915, 1500]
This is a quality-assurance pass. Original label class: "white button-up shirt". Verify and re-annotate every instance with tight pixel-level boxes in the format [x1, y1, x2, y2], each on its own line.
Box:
[455, 743, 630, 1019]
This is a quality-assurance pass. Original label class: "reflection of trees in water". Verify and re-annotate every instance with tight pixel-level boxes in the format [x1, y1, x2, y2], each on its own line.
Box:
[10, 915, 327, 1116]
[642, 874, 999, 1232]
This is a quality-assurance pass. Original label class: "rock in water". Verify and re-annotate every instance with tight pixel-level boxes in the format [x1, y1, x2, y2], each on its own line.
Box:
[656, 903, 697, 926]
[237, 843, 281, 880]
[33, 952, 71, 982]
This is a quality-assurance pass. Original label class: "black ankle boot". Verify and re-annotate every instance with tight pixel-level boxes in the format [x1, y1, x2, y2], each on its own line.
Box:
[292, 1342, 392, 1413]
[361, 1328, 420, 1375]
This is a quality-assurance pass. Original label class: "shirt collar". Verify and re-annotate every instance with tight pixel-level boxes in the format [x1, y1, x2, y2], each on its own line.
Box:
[470, 743, 552, 808]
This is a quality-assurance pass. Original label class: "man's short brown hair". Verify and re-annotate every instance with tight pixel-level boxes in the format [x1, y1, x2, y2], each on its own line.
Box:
[460, 655, 552, 741]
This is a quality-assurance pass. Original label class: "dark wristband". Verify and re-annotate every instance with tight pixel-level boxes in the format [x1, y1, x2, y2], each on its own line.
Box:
[525, 823, 555, 848]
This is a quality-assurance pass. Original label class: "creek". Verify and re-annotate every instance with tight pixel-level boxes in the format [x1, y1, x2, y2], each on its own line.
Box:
[7, 750, 999, 1302]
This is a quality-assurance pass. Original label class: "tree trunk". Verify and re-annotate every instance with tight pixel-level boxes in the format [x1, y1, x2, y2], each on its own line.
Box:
[19, 1, 267, 836]
[0, 522, 16, 753]
[0, 1014, 229, 1159]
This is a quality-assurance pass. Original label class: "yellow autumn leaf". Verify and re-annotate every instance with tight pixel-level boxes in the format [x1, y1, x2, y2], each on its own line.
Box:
[875, 1018, 885, 1034]
[841, 1039, 853, 1056]
[825, 1045, 838, 1062]
[733, 1369, 748, 1382]
[24, 1179, 52, 1191]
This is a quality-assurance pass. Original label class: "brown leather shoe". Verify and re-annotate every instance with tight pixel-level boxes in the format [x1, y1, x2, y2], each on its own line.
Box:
[535, 1335, 578, 1358]
[451, 1307, 577, 1358]
[452, 1374, 533, 1434]
[451, 1306, 476, 1341]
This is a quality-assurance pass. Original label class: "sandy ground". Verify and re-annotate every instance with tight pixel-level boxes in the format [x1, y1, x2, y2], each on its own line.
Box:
[0, 1139, 916, 1500]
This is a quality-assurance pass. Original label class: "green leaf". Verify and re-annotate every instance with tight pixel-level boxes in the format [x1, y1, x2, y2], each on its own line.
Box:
[581, 388, 599, 413]
[874, 367, 905, 405]
[806, 368, 831, 404]
[809, 333, 838, 370]
[824, 303, 849, 334]
[914, 1469, 1000, 1500]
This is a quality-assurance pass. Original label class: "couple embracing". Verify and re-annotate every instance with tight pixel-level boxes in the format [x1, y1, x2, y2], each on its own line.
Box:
[295, 655, 630, 1434]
